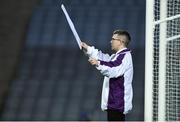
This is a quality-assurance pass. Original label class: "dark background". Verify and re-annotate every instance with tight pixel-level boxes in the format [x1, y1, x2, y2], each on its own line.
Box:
[0, 0, 145, 120]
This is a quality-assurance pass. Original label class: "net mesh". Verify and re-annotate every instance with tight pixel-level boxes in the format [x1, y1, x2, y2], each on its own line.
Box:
[152, 24, 160, 121]
[153, 0, 180, 120]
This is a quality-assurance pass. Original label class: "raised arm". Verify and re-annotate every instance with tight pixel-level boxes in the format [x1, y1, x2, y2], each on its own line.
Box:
[81, 42, 111, 61]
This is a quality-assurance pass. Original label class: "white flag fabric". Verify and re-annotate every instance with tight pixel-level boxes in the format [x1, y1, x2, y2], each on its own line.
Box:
[61, 4, 82, 50]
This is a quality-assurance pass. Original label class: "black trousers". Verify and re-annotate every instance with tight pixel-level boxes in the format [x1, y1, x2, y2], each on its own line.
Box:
[107, 109, 125, 121]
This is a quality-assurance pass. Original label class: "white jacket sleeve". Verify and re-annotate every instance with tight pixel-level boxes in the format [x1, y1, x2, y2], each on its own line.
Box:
[96, 53, 131, 78]
[86, 46, 111, 61]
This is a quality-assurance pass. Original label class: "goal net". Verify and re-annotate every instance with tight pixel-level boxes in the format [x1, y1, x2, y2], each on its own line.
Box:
[145, 0, 180, 121]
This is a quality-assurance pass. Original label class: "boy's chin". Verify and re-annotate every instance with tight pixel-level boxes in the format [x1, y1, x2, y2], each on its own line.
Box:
[111, 47, 115, 51]
[111, 48, 118, 52]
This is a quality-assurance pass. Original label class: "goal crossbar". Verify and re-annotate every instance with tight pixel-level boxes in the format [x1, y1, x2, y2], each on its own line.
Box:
[167, 34, 180, 42]
[154, 14, 180, 25]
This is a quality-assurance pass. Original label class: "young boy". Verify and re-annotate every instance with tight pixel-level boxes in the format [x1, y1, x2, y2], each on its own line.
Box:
[81, 30, 133, 121]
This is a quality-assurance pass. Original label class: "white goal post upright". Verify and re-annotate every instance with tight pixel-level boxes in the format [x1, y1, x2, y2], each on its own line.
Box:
[145, 0, 167, 120]
[158, 0, 167, 121]
[144, 0, 154, 121]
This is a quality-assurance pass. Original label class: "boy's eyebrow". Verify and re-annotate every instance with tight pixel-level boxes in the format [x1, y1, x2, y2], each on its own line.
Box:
[112, 37, 121, 41]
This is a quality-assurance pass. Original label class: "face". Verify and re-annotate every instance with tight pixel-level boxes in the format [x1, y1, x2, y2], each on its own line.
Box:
[111, 34, 123, 51]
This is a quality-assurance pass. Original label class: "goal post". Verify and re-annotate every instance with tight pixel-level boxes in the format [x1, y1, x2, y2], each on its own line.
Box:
[145, 0, 180, 121]
[144, 0, 154, 121]
[158, 0, 167, 120]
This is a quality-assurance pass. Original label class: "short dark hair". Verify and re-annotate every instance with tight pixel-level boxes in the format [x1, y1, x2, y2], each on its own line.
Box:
[113, 30, 131, 47]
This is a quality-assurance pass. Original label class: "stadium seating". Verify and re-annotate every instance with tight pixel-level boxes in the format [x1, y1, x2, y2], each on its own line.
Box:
[1, 0, 145, 120]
